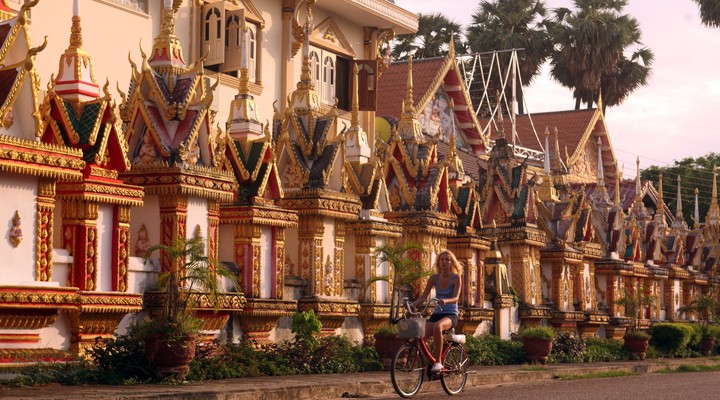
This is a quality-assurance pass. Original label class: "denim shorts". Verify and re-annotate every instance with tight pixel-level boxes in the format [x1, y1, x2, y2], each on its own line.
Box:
[428, 313, 459, 330]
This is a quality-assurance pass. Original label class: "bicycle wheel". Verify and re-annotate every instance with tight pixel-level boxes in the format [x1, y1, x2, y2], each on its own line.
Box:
[391, 342, 425, 398]
[440, 343, 469, 395]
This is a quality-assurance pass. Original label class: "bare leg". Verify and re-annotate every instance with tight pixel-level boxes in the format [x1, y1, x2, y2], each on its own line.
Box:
[433, 317, 452, 364]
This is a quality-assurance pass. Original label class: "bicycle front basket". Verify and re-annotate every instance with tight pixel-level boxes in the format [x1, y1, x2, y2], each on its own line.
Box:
[397, 317, 426, 339]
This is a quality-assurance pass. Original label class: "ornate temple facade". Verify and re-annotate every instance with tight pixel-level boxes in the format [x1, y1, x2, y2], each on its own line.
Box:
[0, 0, 719, 365]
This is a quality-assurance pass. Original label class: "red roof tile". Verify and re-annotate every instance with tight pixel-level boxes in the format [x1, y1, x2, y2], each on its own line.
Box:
[480, 109, 597, 154]
[377, 57, 446, 119]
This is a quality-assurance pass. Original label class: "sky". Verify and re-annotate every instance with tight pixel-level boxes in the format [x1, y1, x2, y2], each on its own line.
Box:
[393, 0, 720, 183]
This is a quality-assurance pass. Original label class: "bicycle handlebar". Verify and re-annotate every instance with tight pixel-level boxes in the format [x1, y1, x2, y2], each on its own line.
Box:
[402, 297, 438, 318]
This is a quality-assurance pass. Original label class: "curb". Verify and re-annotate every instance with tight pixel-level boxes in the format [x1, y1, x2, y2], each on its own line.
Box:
[1, 358, 720, 399]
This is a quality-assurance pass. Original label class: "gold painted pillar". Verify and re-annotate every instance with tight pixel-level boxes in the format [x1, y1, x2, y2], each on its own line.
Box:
[62, 199, 99, 291]
[274, 228, 287, 299]
[112, 205, 131, 292]
[280, 0, 296, 115]
[36, 179, 56, 282]
[208, 201, 220, 261]
[298, 216, 325, 296]
[159, 196, 188, 273]
[234, 223, 261, 298]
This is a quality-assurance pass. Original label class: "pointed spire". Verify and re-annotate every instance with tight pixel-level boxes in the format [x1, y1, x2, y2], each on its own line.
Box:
[403, 55, 415, 115]
[591, 136, 611, 207]
[448, 32, 456, 58]
[55, 0, 99, 101]
[614, 162, 621, 208]
[350, 62, 360, 128]
[596, 137, 604, 186]
[238, 19, 250, 95]
[345, 62, 371, 163]
[553, 127, 562, 172]
[657, 172, 664, 210]
[396, 55, 424, 141]
[694, 188, 700, 229]
[543, 127, 550, 174]
[707, 164, 720, 226]
[634, 157, 642, 202]
[676, 175, 683, 217]
[538, 126, 558, 202]
[713, 164, 718, 205]
[149, 0, 186, 70]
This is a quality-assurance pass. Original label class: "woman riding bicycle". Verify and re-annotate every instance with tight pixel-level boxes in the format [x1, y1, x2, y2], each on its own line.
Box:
[413, 250, 462, 373]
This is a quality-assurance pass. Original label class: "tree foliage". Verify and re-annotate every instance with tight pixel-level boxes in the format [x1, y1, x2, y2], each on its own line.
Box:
[392, 13, 464, 60]
[640, 152, 720, 228]
[549, 0, 653, 112]
[694, 0, 720, 28]
[465, 0, 554, 114]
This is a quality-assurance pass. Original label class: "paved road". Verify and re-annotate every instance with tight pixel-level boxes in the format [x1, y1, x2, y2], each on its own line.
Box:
[367, 371, 720, 400]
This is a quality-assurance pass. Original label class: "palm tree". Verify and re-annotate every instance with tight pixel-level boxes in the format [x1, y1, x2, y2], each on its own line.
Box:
[392, 13, 464, 60]
[694, 0, 720, 28]
[465, 0, 554, 114]
[550, 0, 653, 112]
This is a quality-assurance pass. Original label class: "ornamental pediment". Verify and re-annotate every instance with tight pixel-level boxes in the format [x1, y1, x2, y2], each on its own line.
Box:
[310, 17, 356, 58]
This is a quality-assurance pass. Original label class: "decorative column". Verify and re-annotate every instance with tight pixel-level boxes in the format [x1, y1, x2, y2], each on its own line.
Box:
[207, 200, 220, 261]
[36, 178, 56, 282]
[112, 205, 131, 292]
[62, 199, 99, 291]
[448, 235, 493, 335]
[159, 195, 188, 273]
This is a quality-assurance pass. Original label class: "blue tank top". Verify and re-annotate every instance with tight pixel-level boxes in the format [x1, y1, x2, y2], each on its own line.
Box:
[433, 274, 458, 315]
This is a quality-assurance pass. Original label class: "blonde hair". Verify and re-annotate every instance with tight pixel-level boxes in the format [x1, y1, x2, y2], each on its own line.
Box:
[434, 250, 462, 275]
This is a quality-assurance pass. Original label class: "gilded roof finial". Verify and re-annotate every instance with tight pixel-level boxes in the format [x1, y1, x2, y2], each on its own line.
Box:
[676, 175, 683, 217]
[69, 0, 82, 49]
[448, 32, 456, 58]
[149, 0, 186, 70]
[713, 164, 718, 206]
[596, 136, 604, 187]
[634, 156, 642, 202]
[656, 172, 665, 216]
[403, 55, 415, 115]
[55, 0, 99, 101]
[238, 19, 250, 95]
[299, 0, 314, 85]
[614, 162, 622, 208]
[553, 127, 562, 171]
[350, 62, 360, 127]
[694, 187, 700, 229]
[543, 127, 550, 174]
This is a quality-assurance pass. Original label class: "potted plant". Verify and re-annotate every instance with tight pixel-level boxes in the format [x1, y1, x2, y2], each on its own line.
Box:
[520, 326, 555, 365]
[680, 291, 718, 355]
[615, 287, 654, 360]
[365, 242, 431, 367]
[140, 235, 237, 380]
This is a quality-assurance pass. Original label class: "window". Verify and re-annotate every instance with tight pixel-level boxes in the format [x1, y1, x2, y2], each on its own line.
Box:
[309, 46, 351, 110]
[322, 56, 335, 104]
[200, 1, 263, 84]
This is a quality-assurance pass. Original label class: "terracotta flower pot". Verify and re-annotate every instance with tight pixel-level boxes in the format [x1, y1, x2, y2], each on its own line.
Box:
[144, 334, 198, 380]
[623, 335, 649, 360]
[374, 332, 407, 370]
[522, 336, 553, 365]
[701, 336, 716, 356]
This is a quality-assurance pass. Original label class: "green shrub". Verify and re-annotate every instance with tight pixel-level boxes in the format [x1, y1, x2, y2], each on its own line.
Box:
[582, 337, 627, 362]
[549, 332, 585, 363]
[464, 334, 525, 366]
[86, 329, 154, 384]
[520, 326, 555, 340]
[291, 310, 322, 349]
[650, 323, 696, 355]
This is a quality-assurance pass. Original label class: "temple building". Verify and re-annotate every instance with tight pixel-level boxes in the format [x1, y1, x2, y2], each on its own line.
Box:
[0, 0, 718, 366]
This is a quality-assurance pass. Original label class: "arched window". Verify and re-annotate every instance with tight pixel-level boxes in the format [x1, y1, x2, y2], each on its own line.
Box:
[247, 26, 257, 81]
[323, 56, 335, 103]
[309, 51, 321, 90]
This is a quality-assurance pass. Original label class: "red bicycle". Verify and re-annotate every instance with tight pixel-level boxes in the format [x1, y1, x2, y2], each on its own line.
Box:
[390, 298, 470, 397]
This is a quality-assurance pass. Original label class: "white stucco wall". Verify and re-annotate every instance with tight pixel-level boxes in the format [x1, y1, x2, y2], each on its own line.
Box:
[0, 172, 38, 284]
[96, 204, 113, 292]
